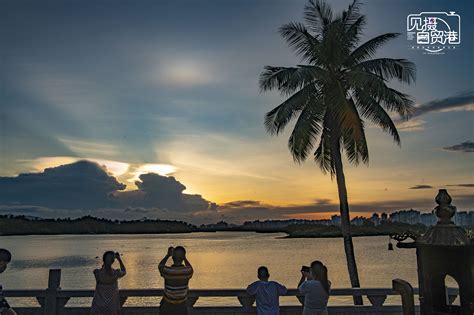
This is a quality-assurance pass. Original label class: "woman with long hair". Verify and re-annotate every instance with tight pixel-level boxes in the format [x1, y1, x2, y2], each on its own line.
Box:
[91, 251, 126, 315]
[298, 261, 331, 315]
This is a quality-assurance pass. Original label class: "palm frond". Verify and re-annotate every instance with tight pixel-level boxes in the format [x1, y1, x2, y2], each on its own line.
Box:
[344, 33, 400, 67]
[322, 80, 351, 124]
[264, 84, 317, 135]
[339, 97, 368, 165]
[382, 88, 415, 118]
[279, 22, 321, 63]
[314, 125, 336, 175]
[342, 15, 367, 51]
[288, 96, 326, 163]
[352, 58, 416, 84]
[304, 0, 333, 35]
[353, 89, 400, 144]
[259, 65, 326, 95]
[345, 70, 415, 117]
[342, 0, 362, 27]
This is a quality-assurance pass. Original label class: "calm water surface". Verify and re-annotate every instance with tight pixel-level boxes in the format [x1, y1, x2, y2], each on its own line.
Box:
[0, 232, 417, 306]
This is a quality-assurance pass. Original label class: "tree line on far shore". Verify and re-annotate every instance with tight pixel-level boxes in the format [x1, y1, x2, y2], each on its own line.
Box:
[0, 215, 197, 235]
[0, 214, 436, 237]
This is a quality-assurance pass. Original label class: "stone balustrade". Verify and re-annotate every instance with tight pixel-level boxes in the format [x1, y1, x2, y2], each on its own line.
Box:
[1, 269, 459, 315]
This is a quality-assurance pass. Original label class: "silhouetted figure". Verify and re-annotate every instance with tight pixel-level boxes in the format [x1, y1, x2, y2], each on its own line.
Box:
[159, 246, 193, 315]
[298, 261, 330, 315]
[0, 249, 16, 315]
[246, 266, 287, 315]
[91, 251, 126, 315]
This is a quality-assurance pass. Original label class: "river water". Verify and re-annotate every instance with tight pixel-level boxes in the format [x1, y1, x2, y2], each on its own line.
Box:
[0, 232, 418, 306]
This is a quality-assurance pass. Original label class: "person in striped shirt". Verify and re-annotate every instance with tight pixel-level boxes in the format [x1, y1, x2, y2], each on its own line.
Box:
[158, 246, 193, 315]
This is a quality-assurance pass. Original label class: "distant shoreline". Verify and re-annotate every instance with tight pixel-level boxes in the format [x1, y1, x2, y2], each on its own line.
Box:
[2, 214, 468, 237]
[0, 231, 410, 238]
[0, 215, 197, 236]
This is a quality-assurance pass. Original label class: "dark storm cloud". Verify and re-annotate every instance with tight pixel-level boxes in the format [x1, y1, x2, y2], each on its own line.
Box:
[0, 161, 125, 209]
[412, 91, 474, 118]
[0, 161, 212, 214]
[443, 141, 474, 153]
[117, 173, 211, 212]
[409, 185, 433, 190]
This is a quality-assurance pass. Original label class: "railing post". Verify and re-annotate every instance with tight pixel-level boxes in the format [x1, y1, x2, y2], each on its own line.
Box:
[238, 295, 255, 312]
[393, 279, 415, 315]
[446, 287, 458, 305]
[367, 294, 387, 307]
[187, 295, 199, 310]
[43, 269, 61, 315]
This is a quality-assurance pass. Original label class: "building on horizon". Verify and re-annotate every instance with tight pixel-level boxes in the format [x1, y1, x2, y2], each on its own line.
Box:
[331, 215, 341, 226]
[388, 209, 473, 227]
[454, 211, 474, 227]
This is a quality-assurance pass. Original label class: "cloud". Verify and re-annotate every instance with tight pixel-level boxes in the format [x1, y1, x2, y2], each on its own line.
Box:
[21, 156, 130, 177]
[447, 183, 474, 188]
[409, 185, 434, 190]
[443, 141, 474, 153]
[0, 161, 126, 209]
[1, 161, 472, 224]
[127, 163, 177, 183]
[117, 173, 211, 212]
[0, 161, 211, 215]
[412, 91, 474, 118]
[396, 119, 426, 132]
[58, 138, 120, 158]
[221, 200, 263, 208]
[395, 92, 474, 131]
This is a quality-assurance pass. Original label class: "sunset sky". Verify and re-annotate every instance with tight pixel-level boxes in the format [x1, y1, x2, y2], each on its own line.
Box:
[1, 0, 473, 223]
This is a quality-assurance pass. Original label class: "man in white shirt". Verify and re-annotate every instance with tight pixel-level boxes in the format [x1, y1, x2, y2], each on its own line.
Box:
[246, 266, 287, 315]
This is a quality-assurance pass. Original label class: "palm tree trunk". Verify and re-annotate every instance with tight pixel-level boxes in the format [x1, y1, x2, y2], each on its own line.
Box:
[333, 145, 363, 305]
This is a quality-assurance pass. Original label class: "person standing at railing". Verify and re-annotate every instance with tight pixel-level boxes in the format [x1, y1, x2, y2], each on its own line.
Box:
[246, 266, 287, 315]
[298, 261, 330, 315]
[91, 251, 126, 315]
[0, 249, 16, 315]
[158, 246, 193, 315]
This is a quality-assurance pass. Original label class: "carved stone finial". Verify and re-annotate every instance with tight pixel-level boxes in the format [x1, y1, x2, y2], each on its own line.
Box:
[434, 189, 456, 224]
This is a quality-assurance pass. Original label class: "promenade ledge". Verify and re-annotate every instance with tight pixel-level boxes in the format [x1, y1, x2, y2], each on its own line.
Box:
[2, 269, 460, 315]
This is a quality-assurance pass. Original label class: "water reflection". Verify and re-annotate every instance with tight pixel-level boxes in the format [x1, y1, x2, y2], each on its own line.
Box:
[0, 232, 417, 306]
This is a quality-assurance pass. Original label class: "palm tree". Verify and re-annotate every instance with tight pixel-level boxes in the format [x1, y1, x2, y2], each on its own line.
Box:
[259, 0, 415, 304]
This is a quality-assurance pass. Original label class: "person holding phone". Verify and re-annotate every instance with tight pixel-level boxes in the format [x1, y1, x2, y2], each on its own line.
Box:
[298, 261, 330, 315]
[91, 251, 127, 315]
[158, 246, 193, 315]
